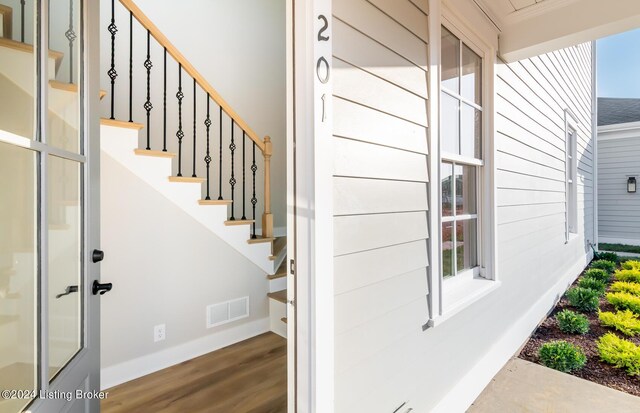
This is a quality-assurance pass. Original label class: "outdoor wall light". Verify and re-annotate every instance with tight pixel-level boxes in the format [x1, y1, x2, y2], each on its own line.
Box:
[628, 177, 637, 193]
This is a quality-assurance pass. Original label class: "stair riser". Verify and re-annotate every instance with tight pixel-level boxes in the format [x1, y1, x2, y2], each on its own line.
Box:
[269, 276, 287, 293]
[269, 300, 287, 338]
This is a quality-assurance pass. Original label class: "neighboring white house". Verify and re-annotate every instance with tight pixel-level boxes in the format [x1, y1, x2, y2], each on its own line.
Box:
[598, 97, 640, 246]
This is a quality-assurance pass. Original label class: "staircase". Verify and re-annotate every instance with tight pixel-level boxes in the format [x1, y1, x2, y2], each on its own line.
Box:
[0, 0, 288, 335]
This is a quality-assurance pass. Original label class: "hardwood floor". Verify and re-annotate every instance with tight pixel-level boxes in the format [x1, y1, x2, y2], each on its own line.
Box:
[102, 332, 287, 413]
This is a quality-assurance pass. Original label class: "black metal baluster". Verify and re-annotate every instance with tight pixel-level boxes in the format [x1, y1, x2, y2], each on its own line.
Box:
[218, 107, 223, 200]
[65, 0, 77, 84]
[20, 0, 25, 43]
[176, 64, 184, 176]
[241, 132, 247, 220]
[204, 94, 212, 200]
[143, 30, 153, 150]
[229, 119, 236, 220]
[107, 0, 118, 120]
[162, 48, 167, 151]
[192, 79, 197, 177]
[128, 12, 133, 122]
[251, 142, 257, 239]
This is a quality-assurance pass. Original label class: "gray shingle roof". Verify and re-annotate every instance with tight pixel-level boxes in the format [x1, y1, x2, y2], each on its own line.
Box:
[598, 97, 640, 126]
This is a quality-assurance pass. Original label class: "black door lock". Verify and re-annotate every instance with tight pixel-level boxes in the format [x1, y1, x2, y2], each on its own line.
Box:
[92, 280, 113, 295]
[92, 249, 105, 263]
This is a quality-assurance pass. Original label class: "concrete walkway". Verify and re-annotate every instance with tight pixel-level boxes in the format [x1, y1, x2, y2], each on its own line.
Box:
[468, 358, 640, 413]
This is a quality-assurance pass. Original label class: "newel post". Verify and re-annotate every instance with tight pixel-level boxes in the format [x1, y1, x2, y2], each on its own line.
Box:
[262, 136, 273, 238]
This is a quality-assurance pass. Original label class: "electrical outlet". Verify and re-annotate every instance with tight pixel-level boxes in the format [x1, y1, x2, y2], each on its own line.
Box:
[154, 324, 166, 342]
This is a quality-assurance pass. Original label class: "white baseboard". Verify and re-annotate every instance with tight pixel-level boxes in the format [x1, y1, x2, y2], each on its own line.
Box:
[599, 237, 640, 247]
[431, 251, 592, 413]
[101, 317, 270, 390]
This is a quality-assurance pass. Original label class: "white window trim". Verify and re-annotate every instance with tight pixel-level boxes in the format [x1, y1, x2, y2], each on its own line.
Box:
[426, 2, 499, 328]
[565, 109, 580, 241]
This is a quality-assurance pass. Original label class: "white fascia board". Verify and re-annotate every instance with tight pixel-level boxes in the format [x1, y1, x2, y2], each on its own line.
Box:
[499, 0, 640, 62]
[598, 122, 640, 141]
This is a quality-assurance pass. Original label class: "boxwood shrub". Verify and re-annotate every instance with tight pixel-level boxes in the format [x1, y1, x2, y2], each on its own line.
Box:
[621, 260, 640, 271]
[556, 309, 589, 334]
[597, 333, 640, 376]
[566, 287, 600, 312]
[577, 277, 606, 296]
[598, 252, 619, 263]
[539, 341, 587, 373]
[590, 260, 616, 274]
[614, 269, 640, 284]
[599, 310, 640, 337]
[584, 268, 611, 284]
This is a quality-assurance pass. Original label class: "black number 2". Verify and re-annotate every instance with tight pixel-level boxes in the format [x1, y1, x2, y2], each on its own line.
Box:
[318, 15, 329, 41]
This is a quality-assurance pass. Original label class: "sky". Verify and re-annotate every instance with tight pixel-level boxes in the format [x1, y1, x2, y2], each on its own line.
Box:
[597, 28, 640, 98]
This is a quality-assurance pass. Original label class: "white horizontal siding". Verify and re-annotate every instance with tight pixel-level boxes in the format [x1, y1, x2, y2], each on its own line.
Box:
[598, 135, 640, 243]
[331, 0, 430, 411]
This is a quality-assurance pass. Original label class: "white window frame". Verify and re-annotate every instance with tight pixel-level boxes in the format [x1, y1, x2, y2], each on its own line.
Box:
[427, 3, 499, 327]
[565, 109, 579, 240]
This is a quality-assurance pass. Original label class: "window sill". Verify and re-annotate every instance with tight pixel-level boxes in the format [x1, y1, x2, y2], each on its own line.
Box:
[427, 277, 501, 328]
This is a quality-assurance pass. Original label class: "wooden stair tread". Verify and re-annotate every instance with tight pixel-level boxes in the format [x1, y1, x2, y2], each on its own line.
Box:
[268, 258, 287, 280]
[168, 176, 206, 183]
[100, 118, 145, 130]
[134, 149, 177, 158]
[224, 219, 254, 226]
[48, 80, 108, 100]
[281, 317, 287, 324]
[198, 199, 233, 206]
[267, 290, 287, 304]
[247, 236, 275, 245]
[0, 37, 64, 70]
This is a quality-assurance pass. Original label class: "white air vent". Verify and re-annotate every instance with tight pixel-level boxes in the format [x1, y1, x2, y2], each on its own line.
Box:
[206, 296, 249, 328]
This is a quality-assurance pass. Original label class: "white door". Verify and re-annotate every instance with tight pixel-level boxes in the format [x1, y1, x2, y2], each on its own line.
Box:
[0, 0, 103, 412]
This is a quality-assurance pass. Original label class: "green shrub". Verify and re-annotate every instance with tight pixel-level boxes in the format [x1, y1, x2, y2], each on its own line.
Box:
[599, 310, 640, 337]
[598, 252, 619, 263]
[578, 277, 606, 296]
[538, 341, 587, 373]
[622, 260, 640, 271]
[566, 287, 600, 312]
[611, 281, 640, 297]
[614, 269, 640, 284]
[556, 310, 589, 334]
[584, 268, 611, 284]
[606, 292, 640, 314]
[591, 260, 617, 274]
[597, 333, 640, 376]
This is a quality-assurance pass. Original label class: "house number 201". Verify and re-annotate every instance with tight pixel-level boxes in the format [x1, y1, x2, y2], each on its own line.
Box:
[317, 15, 330, 122]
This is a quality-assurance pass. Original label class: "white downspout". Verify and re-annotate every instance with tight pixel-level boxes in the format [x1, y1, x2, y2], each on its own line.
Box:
[592, 41, 599, 251]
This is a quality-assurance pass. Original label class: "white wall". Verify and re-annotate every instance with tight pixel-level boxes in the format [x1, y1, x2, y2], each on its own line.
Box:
[99, 0, 287, 230]
[100, 151, 270, 387]
[329, 0, 595, 411]
[598, 126, 640, 245]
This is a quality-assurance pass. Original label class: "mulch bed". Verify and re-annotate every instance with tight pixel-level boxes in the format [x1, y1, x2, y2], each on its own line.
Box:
[518, 264, 640, 397]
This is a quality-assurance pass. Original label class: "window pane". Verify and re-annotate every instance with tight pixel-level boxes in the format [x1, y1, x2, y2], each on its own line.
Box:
[460, 103, 482, 159]
[0, 142, 38, 412]
[48, 155, 82, 380]
[461, 44, 482, 105]
[441, 27, 459, 93]
[48, 0, 82, 154]
[455, 165, 476, 215]
[442, 222, 454, 278]
[441, 92, 459, 155]
[441, 162, 453, 217]
[456, 219, 478, 272]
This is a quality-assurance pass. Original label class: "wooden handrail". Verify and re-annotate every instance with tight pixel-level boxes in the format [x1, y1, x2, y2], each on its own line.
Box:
[119, 0, 266, 153]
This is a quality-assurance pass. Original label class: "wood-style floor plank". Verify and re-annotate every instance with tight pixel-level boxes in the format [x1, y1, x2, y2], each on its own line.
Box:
[101, 332, 287, 413]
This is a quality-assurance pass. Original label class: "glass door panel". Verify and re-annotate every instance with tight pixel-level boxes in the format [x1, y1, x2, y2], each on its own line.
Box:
[48, 0, 81, 154]
[0, 141, 38, 412]
[48, 154, 82, 381]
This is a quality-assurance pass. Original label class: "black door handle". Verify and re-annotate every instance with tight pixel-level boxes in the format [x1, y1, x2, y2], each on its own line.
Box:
[92, 249, 105, 263]
[92, 280, 112, 295]
[56, 285, 78, 299]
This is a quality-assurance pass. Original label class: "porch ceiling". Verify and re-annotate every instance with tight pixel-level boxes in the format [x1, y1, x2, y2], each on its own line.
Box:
[476, 0, 640, 62]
